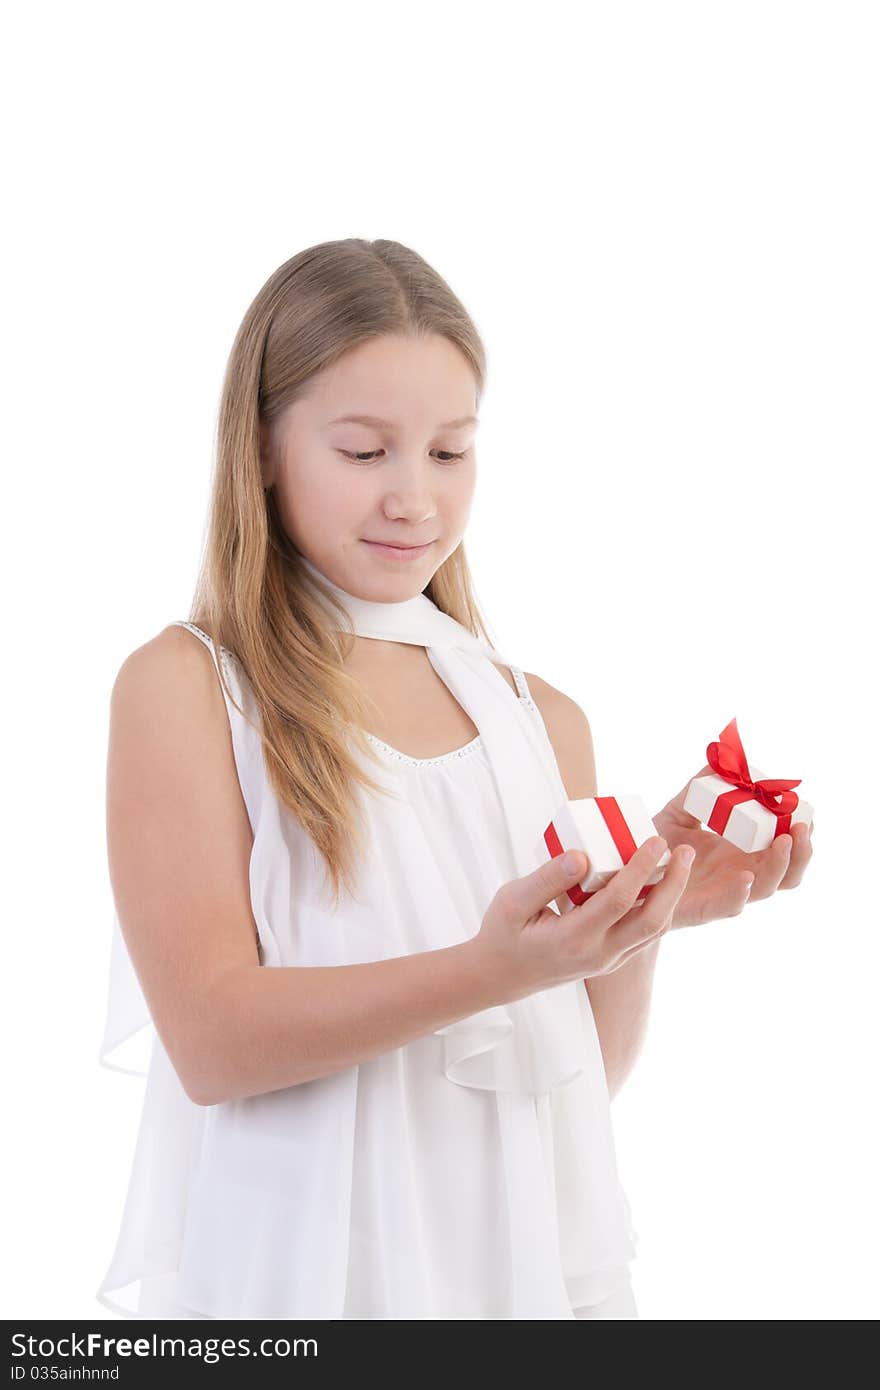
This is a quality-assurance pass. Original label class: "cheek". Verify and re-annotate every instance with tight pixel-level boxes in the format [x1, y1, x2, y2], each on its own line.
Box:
[446, 462, 476, 517]
[273, 458, 362, 545]
[284, 457, 358, 516]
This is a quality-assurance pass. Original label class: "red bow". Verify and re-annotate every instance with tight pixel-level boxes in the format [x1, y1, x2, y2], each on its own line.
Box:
[706, 718, 801, 837]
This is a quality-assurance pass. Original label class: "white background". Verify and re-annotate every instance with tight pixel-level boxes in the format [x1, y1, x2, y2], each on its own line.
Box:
[2, 0, 877, 1321]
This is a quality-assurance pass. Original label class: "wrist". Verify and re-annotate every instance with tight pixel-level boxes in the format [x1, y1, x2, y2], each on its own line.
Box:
[456, 934, 530, 1010]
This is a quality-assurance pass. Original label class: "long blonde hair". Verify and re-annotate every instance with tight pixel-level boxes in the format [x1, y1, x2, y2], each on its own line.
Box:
[189, 238, 496, 909]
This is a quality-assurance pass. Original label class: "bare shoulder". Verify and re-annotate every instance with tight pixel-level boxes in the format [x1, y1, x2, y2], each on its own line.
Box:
[113, 623, 226, 708]
[107, 624, 258, 1105]
[109, 623, 238, 798]
[521, 670, 597, 800]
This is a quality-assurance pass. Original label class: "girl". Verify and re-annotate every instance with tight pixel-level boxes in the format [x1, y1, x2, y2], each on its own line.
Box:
[96, 238, 813, 1321]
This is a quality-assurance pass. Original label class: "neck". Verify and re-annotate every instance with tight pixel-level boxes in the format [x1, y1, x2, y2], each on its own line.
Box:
[299, 554, 431, 615]
[297, 551, 444, 649]
[295, 551, 498, 662]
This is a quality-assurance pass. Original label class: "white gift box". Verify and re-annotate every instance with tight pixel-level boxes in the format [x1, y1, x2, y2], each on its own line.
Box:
[536, 795, 671, 915]
[683, 764, 813, 853]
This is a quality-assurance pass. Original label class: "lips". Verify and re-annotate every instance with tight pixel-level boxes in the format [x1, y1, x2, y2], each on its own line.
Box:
[363, 540, 434, 549]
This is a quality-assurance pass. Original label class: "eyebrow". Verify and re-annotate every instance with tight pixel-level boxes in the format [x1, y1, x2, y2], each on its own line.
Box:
[328, 413, 479, 430]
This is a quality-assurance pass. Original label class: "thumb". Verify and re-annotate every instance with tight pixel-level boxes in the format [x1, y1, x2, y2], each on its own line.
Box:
[525, 849, 588, 909]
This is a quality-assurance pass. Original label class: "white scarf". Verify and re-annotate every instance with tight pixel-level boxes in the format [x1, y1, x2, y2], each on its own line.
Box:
[299, 554, 591, 1098]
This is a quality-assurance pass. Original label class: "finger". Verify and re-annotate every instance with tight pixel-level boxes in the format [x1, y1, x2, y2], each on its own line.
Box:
[621, 866, 753, 947]
[568, 835, 670, 935]
[602, 843, 695, 965]
[779, 821, 813, 889]
[521, 848, 591, 916]
[749, 832, 793, 899]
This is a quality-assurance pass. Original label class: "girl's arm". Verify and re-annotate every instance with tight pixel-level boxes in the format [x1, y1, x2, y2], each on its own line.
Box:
[525, 675, 662, 1100]
[192, 946, 501, 1105]
[107, 631, 514, 1107]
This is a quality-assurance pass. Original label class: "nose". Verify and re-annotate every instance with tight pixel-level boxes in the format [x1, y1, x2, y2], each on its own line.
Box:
[380, 458, 438, 524]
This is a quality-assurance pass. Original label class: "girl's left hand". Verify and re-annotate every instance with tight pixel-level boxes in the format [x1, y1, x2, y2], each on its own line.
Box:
[651, 763, 814, 930]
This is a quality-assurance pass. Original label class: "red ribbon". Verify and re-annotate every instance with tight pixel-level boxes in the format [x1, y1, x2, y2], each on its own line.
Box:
[705, 717, 801, 841]
[544, 796, 658, 908]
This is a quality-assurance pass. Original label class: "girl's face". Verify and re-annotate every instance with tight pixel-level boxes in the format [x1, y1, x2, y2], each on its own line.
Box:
[262, 332, 479, 600]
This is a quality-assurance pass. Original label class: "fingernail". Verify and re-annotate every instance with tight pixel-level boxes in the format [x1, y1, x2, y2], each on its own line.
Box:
[681, 847, 695, 867]
[563, 851, 583, 875]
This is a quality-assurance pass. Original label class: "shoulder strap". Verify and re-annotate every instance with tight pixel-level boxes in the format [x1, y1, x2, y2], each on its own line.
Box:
[170, 619, 223, 670]
[502, 661, 569, 799]
[168, 621, 271, 832]
[169, 620, 243, 705]
[507, 662, 532, 702]
[171, 619, 212, 643]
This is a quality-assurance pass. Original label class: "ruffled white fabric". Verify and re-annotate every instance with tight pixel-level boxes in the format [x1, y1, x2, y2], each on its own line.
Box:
[96, 602, 638, 1319]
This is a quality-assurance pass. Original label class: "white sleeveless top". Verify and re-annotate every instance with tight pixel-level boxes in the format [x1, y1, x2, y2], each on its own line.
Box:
[96, 622, 639, 1320]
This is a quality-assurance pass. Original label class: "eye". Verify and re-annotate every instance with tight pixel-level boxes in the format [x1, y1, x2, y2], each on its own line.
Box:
[340, 449, 469, 465]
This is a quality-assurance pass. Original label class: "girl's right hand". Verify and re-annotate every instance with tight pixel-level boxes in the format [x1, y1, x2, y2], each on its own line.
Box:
[474, 836, 694, 997]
